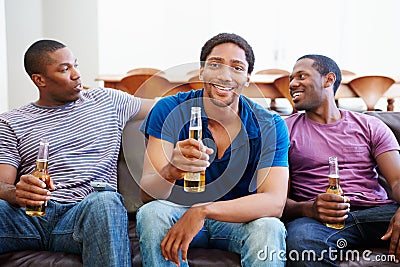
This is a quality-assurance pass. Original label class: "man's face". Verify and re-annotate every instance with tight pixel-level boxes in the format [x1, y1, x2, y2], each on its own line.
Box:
[36, 47, 83, 106]
[200, 43, 250, 107]
[289, 58, 325, 111]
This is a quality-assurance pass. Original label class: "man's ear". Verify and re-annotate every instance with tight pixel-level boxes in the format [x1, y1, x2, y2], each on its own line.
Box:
[199, 68, 204, 80]
[32, 74, 46, 87]
[324, 72, 336, 88]
[245, 74, 251, 87]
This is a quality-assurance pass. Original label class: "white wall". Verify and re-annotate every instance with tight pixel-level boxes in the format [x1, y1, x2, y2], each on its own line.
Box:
[5, 0, 42, 110]
[4, 0, 98, 110]
[0, 0, 8, 112]
[340, 1, 400, 76]
[97, 0, 281, 74]
[42, 0, 98, 89]
[4, 0, 400, 111]
[98, 0, 400, 77]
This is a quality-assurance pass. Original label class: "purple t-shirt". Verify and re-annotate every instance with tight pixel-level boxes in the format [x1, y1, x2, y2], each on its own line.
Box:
[285, 109, 400, 207]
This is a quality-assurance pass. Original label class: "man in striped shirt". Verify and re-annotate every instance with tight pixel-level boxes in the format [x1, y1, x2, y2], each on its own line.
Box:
[0, 39, 153, 266]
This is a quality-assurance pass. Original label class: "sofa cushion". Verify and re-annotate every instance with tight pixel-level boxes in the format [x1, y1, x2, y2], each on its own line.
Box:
[0, 250, 82, 267]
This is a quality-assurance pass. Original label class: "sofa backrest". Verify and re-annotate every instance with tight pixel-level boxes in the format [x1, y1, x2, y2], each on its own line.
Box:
[117, 112, 400, 213]
[364, 111, 400, 143]
[117, 119, 146, 214]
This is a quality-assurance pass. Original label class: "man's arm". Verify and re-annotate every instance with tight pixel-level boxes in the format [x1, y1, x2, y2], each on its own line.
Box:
[0, 164, 17, 205]
[1, 163, 54, 208]
[284, 198, 313, 219]
[139, 136, 212, 203]
[377, 150, 400, 203]
[133, 98, 156, 120]
[283, 194, 349, 223]
[376, 150, 400, 260]
[139, 137, 176, 203]
[198, 166, 289, 221]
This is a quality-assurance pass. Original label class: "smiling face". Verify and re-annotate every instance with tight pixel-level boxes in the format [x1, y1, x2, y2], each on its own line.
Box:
[289, 58, 326, 111]
[200, 42, 250, 108]
[33, 47, 83, 106]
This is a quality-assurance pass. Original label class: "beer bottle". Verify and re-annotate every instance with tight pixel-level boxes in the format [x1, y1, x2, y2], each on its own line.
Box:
[325, 156, 345, 229]
[26, 138, 50, 216]
[184, 107, 205, 192]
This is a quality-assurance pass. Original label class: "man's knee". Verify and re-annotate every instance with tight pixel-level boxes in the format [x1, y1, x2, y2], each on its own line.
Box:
[286, 217, 325, 251]
[243, 217, 286, 251]
[136, 200, 184, 244]
[84, 191, 126, 214]
[137, 200, 169, 223]
[137, 201, 179, 231]
[246, 217, 286, 236]
[137, 200, 184, 223]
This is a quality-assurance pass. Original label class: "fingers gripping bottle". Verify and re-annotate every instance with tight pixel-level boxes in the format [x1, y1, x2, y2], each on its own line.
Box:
[325, 156, 345, 229]
[183, 107, 205, 192]
[25, 138, 50, 216]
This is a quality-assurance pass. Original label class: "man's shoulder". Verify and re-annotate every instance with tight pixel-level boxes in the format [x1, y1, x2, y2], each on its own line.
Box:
[81, 87, 142, 110]
[341, 109, 385, 127]
[83, 87, 137, 99]
[284, 112, 304, 126]
[153, 90, 200, 112]
[81, 87, 112, 99]
[0, 104, 35, 124]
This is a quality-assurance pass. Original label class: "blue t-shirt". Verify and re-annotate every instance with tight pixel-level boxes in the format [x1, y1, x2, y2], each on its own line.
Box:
[141, 89, 289, 205]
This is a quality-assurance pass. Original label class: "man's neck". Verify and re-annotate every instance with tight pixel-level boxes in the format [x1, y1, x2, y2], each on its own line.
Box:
[305, 102, 342, 124]
[203, 98, 240, 126]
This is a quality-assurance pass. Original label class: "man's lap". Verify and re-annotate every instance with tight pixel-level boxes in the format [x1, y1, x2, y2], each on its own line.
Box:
[137, 200, 286, 251]
[286, 203, 398, 250]
[0, 191, 127, 254]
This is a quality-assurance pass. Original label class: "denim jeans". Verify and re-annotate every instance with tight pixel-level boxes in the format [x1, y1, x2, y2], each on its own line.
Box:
[0, 191, 131, 267]
[286, 203, 399, 267]
[136, 200, 286, 267]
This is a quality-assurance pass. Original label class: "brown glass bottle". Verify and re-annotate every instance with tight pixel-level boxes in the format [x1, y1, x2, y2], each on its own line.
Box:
[184, 107, 205, 192]
[325, 156, 345, 229]
[25, 138, 50, 216]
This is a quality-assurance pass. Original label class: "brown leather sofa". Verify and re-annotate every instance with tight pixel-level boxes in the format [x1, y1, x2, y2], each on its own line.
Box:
[0, 111, 399, 266]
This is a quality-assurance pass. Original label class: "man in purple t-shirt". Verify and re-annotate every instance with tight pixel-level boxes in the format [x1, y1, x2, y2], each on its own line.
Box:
[283, 54, 400, 266]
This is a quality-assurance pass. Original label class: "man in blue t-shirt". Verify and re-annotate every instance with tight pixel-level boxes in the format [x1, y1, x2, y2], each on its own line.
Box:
[137, 33, 290, 267]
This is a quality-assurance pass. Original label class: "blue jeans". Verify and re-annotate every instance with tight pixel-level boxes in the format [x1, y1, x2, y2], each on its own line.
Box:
[0, 191, 131, 267]
[286, 203, 399, 267]
[136, 200, 286, 267]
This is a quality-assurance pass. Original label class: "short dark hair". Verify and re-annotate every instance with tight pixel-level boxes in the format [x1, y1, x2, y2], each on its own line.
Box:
[24, 39, 66, 77]
[200, 33, 255, 74]
[297, 54, 342, 95]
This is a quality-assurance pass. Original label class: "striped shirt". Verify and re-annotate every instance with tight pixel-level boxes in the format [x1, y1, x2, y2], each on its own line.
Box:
[0, 87, 141, 203]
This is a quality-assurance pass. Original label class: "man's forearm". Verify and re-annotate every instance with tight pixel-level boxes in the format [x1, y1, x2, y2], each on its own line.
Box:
[139, 168, 177, 203]
[0, 181, 17, 205]
[390, 182, 400, 204]
[283, 198, 313, 220]
[200, 192, 286, 223]
[140, 157, 186, 203]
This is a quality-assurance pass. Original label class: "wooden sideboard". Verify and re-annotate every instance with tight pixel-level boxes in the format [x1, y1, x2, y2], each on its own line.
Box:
[95, 73, 400, 111]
